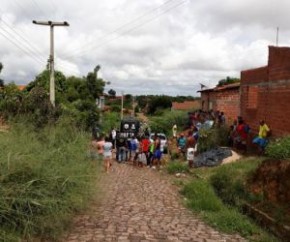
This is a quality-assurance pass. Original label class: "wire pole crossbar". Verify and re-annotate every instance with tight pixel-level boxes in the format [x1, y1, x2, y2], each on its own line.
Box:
[32, 20, 69, 107]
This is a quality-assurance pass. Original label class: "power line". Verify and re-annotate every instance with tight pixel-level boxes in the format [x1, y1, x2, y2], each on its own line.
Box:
[61, 0, 183, 58]
[0, 28, 46, 66]
[62, 0, 187, 59]
[30, 0, 46, 17]
[0, 16, 47, 59]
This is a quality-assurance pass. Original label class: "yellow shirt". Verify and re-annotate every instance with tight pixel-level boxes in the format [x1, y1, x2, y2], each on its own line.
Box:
[259, 124, 270, 138]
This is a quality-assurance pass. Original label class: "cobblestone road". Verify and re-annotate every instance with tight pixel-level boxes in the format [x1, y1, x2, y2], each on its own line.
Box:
[63, 163, 246, 242]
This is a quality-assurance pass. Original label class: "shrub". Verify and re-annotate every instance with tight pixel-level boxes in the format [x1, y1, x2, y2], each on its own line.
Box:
[197, 126, 230, 153]
[265, 136, 290, 159]
[149, 110, 187, 136]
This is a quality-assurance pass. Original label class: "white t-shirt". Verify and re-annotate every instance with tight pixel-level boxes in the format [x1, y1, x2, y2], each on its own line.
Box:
[103, 142, 113, 158]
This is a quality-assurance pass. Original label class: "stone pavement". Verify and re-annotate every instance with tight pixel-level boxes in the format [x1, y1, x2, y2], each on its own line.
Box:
[63, 163, 246, 242]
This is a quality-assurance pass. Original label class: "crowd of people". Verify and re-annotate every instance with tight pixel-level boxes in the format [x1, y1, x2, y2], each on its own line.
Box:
[89, 131, 168, 173]
[90, 110, 271, 173]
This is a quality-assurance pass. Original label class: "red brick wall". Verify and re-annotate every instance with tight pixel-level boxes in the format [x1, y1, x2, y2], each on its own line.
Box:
[215, 89, 240, 123]
[200, 91, 216, 111]
[200, 88, 240, 123]
[241, 46, 290, 137]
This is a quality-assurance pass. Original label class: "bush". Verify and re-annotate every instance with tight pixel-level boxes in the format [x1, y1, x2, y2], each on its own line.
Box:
[0, 122, 98, 240]
[149, 110, 187, 136]
[265, 136, 290, 159]
[167, 162, 189, 174]
[197, 126, 229, 153]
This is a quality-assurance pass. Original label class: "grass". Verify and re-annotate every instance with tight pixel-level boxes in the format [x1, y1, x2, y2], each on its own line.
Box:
[166, 162, 189, 174]
[0, 121, 100, 241]
[179, 158, 280, 241]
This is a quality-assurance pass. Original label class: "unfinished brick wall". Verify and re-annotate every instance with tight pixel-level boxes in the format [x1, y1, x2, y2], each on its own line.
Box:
[241, 46, 290, 137]
[200, 88, 240, 124]
[215, 88, 240, 123]
[200, 91, 216, 112]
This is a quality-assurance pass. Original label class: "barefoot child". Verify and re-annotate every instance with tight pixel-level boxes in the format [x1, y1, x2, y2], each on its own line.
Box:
[103, 137, 113, 173]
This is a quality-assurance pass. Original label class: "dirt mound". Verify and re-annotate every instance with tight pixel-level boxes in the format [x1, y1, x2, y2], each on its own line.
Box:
[250, 159, 290, 205]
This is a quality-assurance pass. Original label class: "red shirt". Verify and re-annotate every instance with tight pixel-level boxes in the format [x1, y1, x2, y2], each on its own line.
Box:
[141, 138, 150, 152]
[236, 124, 247, 140]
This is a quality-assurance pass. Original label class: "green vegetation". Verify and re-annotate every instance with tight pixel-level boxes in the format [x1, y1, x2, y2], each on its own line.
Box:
[0, 66, 106, 131]
[179, 158, 279, 241]
[166, 162, 189, 174]
[266, 136, 290, 159]
[217, 76, 240, 87]
[197, 125, 229, 153]
[149, 110, 188, 136]
[0, 122, 99, 241]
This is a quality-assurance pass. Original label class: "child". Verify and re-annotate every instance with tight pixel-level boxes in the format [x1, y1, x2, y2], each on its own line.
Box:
[103, 137, 113, 173]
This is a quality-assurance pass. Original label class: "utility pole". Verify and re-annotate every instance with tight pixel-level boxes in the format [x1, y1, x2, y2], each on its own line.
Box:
[32, 20, 69, 107]
[121, 91, 124, 120]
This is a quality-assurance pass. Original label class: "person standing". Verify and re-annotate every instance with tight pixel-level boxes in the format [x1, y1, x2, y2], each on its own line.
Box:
[172, 124, 177, 139]
[186, 131, 196, 168]
[111, 128, 116, 148]
[253, 120, 270, 155]
[96, 136, 105, 160]
[236, 119, 248, 153]
[140, 136, 150, 166]
[103, 137, 113, 173]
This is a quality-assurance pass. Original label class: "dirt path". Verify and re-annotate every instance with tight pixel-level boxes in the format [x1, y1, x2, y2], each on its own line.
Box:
[63, 163, 246, 242]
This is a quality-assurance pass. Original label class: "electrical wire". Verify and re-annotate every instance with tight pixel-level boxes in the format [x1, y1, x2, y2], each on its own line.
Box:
[61, 0, 183, 58]
[62, 0, 187, 60]
[0, 28, 46, 66]
[30, 0, 46, 17]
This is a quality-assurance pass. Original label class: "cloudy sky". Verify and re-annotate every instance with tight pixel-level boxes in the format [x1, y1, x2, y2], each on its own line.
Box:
[1, 0, 290, 96]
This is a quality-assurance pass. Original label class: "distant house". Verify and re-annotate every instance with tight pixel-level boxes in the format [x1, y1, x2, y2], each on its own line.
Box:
[240, 46, 290, 137]
[17, 85, 26, 91]
[198, 82, 240, 123]
[171, 100, 200, 111]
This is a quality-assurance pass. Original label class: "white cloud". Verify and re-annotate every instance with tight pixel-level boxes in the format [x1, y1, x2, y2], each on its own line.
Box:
[1, 0, 290, 95]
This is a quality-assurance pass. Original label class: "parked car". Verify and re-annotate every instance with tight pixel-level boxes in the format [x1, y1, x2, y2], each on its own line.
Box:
[149, 133, 168, 153]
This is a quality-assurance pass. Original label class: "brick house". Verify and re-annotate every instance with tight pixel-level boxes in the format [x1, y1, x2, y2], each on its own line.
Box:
[199, 83, 240, 123]
[240, 46, 290, 137]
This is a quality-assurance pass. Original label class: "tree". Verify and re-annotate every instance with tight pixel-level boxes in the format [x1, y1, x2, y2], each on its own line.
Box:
[147, 95, 172, 115]
[217, 76, 240, 87]
[0, 62, 4, 87]
[108, 89, 116, 97]
[86, 66, 105, 100]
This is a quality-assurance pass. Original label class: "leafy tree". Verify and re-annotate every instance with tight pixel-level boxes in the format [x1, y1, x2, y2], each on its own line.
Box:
[86, 66, 105, 99]
[217, 76, 240, 87]
[147, 95, 172, 115]
[25, 70, 67, 95]
[0, 62, 4, 87]
[108, 89, 116, 97]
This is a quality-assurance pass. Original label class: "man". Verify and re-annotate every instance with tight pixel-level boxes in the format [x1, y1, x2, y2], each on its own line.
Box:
[177, 133, 187, 158]
[253, 120, 270, 154]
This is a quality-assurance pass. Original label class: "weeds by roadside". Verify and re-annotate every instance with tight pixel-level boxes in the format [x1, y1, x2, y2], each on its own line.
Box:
[0, 121, 100, 241]
[175, 158, 280, 241]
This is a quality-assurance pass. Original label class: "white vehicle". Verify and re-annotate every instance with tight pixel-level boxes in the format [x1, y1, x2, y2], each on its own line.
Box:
[149, 133, 168, 153]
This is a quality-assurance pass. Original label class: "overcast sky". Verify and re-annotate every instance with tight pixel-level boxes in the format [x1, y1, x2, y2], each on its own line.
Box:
[1, 0, 290, 96]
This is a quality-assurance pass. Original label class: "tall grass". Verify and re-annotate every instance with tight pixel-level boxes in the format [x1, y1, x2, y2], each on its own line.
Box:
[180, 158, 279, 241]
[0, 121, 99, 241]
